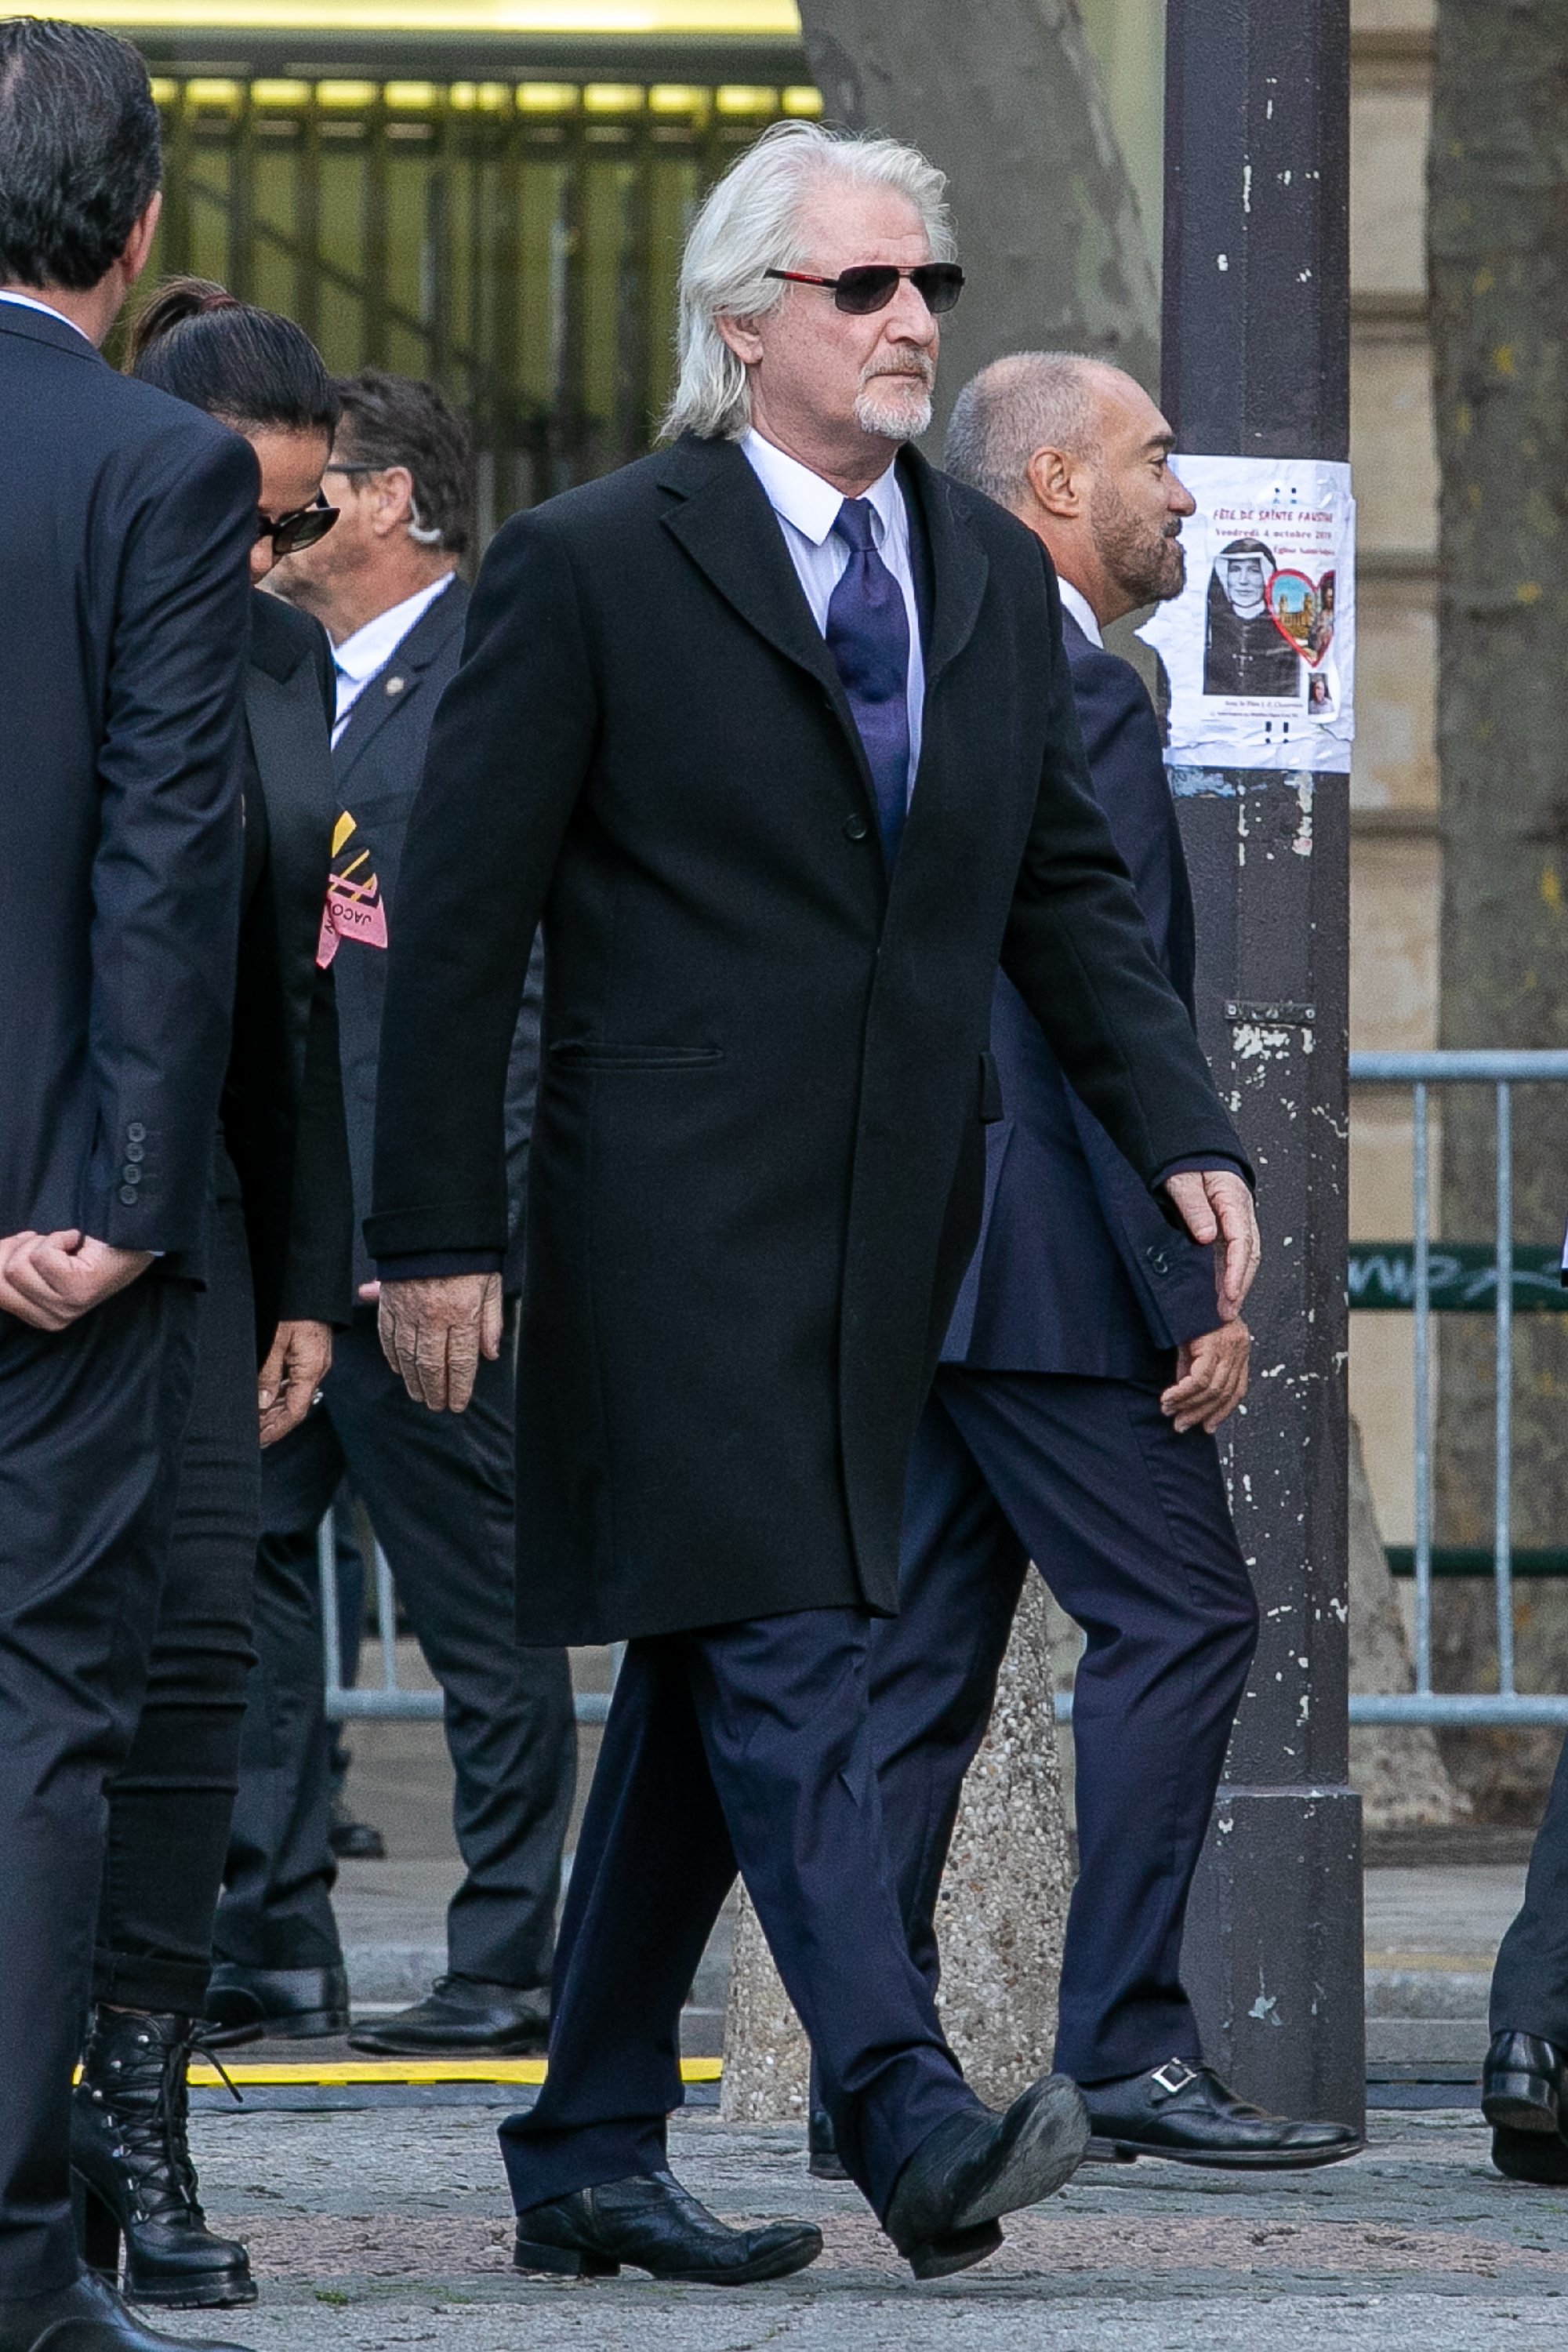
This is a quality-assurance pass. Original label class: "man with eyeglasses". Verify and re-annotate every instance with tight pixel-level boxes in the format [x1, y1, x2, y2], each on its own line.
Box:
[204, 368, 575, 2063]
[368, 120, 1258, 2287]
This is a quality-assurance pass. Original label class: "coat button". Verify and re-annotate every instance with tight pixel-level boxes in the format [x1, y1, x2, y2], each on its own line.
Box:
[843, 813, 870, 843]
[1146, 1246, 1171, 1276]
[127, 1122, 146, 1142]
[122, 1163, 142, 1184]
[119, 1185, 138, 1206]
[125, 1141, 144, 1163]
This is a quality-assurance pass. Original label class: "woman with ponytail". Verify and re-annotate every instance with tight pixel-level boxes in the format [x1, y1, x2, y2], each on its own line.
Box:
[67, 279, 353, 2314]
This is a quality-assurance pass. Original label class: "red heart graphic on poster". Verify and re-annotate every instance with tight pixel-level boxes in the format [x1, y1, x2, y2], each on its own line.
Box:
[1264, 568, 1336, 668]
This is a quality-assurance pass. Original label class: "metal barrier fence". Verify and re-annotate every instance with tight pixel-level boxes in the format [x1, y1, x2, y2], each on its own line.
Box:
[318, 1049, 1568, 1735]
[1347, 1048, 1568, 1727]
[317, 1519, 614, 1726]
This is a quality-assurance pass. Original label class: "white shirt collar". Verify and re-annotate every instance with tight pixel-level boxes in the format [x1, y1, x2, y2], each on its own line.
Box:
[741, 427, 903, 550]
[0, 288, 94, 344]
[332, 574, 454, 683]
[1056, 578, 1104, 648]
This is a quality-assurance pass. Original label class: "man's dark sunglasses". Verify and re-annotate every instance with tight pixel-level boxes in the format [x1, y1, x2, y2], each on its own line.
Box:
[256, 493, 339, 558]
[765, 262, 965, 317]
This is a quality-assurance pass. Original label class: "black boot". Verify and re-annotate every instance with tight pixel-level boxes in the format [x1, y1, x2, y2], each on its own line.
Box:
[0, 2270, 252, 2352]
[71, 2009, 256, 2310]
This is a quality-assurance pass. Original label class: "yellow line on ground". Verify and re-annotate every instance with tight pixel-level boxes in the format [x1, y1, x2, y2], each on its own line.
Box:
[181, 2057, 724, 2086]
[1365, 1951, 1494, 1972]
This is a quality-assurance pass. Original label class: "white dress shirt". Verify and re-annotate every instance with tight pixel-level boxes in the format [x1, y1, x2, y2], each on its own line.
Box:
[331, 573, 455, 746]
[739, 426, 925, 792]
[0, 288, 93, 343]
[1056, 577, 1104, 649]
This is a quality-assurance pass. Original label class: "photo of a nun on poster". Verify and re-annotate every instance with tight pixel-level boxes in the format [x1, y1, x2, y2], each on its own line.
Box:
[1203, 538, 1301, 697]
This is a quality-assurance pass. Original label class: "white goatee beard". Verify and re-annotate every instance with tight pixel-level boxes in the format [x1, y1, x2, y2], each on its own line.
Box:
[855, 382, 934, 443]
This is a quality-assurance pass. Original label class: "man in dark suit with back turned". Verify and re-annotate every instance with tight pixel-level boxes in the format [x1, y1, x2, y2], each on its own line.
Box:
[208, 371, 574, 2058]
[369, 123, 1261, 2285]
[0, 21, 256, 2352]
[804, 354, 1356, 2183]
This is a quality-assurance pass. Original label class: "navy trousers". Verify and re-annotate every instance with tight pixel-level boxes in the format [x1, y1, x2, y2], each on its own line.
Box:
[875, 1369, 1258, 2085]
[500, 1609, 978, 2223]
[0, 1278, 200, 2296]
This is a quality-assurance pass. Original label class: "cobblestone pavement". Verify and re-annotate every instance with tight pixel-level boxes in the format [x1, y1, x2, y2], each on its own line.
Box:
[148, 2101, 1568, 2351]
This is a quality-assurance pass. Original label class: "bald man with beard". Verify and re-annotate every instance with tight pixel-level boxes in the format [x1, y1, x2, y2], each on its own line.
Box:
[805, 355, 1357, 2181]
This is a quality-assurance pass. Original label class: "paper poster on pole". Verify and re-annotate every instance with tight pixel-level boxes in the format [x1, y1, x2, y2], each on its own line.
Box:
[1137, 456, 1356, 774]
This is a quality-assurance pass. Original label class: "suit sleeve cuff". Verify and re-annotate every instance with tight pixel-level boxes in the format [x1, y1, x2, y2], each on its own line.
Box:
[375, 1250, 504, 1281]
[1152, 1154, 1253, 1191]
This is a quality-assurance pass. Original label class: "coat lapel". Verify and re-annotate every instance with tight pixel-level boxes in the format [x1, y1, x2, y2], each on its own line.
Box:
[655, 435, 874, 797]
[333, 578, 466, 791]
[900, 445, 989, 697]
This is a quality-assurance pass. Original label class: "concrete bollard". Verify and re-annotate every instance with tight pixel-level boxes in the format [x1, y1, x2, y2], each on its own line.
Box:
[720, 1573, 1071, 2121]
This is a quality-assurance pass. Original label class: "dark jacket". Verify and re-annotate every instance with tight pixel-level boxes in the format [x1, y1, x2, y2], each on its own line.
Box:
[328, 577, 543, 1295]
[0, 300, 256, 1265]
[223, 591, 354, 1354]
[368, 433, 1248, 1646]
[944, 609, 1221, 1376]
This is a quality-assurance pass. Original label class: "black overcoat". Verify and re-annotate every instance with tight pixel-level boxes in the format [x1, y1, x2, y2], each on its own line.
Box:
[223, 591, 354, 1357]
[368, 434, 1247, 1644]
[327, 578, 543, 1296]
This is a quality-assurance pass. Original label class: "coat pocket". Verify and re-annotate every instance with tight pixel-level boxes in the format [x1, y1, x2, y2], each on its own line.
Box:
[549, 1040, 725, 1072]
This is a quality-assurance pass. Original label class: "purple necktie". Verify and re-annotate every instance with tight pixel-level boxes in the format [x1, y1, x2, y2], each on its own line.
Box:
[825, 496, 910, 867]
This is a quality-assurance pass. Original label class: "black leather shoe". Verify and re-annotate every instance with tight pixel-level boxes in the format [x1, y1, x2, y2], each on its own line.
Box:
[1483, 2031, 1568, 2134]
[807, 2105, 849, 2182]
[1083, 2059, 1360, 2169]
[348, 1975, 549, 2056]
[1492, 2121, 1568, 2183]
[328, 1798, 386, 1861]
[883, 2075, 1089, 2281]
[0, 2267, 252, 2351]
[202, 1963, 348, 2048]
[513, 2170, 822, 2284]
[71, 2009, 254, 2309]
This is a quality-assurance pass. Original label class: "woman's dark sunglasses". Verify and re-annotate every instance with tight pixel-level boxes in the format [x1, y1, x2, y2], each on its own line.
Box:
[765, 262, 965, 317]
[256, 494, 339, 559]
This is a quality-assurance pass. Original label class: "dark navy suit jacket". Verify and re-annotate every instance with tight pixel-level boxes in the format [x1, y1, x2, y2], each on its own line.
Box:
[942, 608, 1221, 1378]
[0, 299, 257, 1269]
[328, 576, 543, 1295]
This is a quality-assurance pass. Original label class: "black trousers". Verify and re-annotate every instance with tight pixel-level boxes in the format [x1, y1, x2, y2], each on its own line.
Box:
[93, 1195, 259, 2016]
[1492, 1732, 1568, 2044]
[501, 1608, 978, 2224]
[216, 1310, 575, 1989]
[0, 1276, 200, 2297]
[872, 1369, 1258, 2085]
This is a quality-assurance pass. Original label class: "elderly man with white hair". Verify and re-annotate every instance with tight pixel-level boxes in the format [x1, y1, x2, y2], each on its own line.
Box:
[366, 122, 1258, 2285]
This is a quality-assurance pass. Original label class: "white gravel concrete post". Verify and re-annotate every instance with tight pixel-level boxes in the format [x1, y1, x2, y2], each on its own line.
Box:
[720, 1573, 1071, 2120]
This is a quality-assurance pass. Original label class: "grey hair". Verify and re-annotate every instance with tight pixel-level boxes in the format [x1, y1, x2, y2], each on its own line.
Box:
[661, 118, 956, 443]
[945, 352, 1125, 509]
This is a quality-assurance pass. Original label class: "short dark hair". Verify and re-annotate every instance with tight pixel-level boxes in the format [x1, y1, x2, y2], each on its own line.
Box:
[0, 19, 162, 291]
[334, 369, 474, 557]
[127, 277, 339, 439]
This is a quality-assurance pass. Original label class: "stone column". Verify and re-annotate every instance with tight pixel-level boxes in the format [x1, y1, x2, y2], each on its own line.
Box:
[720, 1574, 1072, 2121]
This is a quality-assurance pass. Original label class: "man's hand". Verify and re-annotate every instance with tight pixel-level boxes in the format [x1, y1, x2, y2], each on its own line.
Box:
[1162, 1169, 1261, 1322]
[378, 1272, 503, 1414]
[258, 1319, 333, 1448]
[1161, 1320, 1250, 1435]
[0, 1231, 154, 1330]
